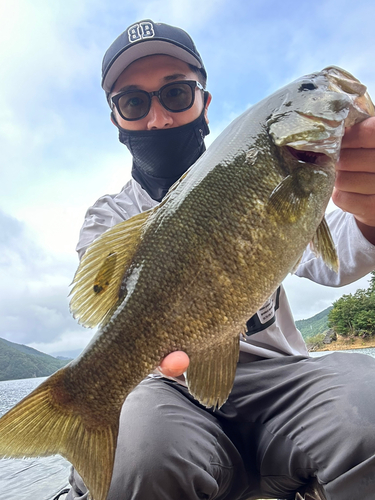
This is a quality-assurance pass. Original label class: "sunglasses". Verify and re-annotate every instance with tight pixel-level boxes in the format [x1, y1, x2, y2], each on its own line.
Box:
[110, 80, 205, 121]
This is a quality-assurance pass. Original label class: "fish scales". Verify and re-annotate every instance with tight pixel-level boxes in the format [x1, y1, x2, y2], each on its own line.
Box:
[0, 66, 374, 500]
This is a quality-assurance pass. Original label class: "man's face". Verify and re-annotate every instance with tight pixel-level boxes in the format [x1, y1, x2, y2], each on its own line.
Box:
[110, 54, 210, 131]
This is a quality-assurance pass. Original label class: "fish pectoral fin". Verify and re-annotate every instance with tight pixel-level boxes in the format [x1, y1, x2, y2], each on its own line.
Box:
[267, 173, 309, 222]
[186, 332, 240, 409]
[310, 217, 339, 273]
[0, 367, 119, 500]
[70, 209, 152, 328]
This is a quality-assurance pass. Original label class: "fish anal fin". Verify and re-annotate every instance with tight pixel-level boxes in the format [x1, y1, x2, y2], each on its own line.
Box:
[0, 367, 119, 500]
[70, 209, 152, 328]
[310, 216, 339, 273]
[186, 332, 239, 409]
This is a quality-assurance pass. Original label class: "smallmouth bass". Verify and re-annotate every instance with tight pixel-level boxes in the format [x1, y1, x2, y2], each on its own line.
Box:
[0, 67, 373, 500]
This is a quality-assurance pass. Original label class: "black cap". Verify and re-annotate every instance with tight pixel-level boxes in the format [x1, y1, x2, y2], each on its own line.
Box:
[102, 20, 206, 93]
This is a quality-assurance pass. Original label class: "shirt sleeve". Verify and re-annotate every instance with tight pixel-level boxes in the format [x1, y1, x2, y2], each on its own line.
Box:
[76, 193, 131, 259]
[296, 209, 375, 287]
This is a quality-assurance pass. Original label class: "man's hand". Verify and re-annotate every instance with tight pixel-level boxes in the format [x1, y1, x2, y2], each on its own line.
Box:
[158, 351, 190, 377]
[333, 116, 375, 244]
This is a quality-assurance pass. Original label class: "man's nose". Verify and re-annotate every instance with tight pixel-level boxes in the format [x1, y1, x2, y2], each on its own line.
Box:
[146, 96, 174, 129]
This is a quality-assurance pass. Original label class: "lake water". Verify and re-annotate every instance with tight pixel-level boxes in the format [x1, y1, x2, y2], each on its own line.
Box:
[1, 348, 375, 499]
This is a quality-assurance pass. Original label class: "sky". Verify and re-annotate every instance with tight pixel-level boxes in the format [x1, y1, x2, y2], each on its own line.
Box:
[0, 0, 374, 358]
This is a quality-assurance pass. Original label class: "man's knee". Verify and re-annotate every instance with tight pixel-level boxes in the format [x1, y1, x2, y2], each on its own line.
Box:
[107, 379, 239, 499]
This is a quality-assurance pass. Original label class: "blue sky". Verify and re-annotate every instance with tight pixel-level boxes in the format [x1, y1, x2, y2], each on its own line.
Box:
[1, 0, 374, 357]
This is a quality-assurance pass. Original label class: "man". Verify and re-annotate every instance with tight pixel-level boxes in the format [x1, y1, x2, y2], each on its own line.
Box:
[65, 19, 375, 500]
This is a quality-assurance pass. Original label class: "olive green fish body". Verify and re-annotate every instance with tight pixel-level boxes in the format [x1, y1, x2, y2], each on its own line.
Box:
[66, 132, 331, 411]
[0, 67, 373, 500]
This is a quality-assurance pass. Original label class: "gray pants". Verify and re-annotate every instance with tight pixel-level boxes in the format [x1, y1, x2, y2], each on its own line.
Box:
[66, 353, 375, 500]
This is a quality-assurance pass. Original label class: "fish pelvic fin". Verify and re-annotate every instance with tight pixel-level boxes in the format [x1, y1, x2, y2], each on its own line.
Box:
[186, 330, 240, 409]
[0, 367, 119, 500]
[70, 209, 153, 328]
[310, 216, 339, 273]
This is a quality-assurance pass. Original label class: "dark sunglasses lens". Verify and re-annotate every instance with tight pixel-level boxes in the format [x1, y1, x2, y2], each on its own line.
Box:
[117, 91, 150, 120]
[161, 83, 194, 111]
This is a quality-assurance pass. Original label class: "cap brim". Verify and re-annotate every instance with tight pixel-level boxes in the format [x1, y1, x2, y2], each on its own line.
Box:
[102, 39, 203, 93]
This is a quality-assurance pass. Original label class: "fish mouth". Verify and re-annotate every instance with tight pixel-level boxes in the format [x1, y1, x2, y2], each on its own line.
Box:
[286, 146, 332, 167]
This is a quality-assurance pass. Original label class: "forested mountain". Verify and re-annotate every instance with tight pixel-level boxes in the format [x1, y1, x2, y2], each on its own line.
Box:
[0, 337, 71, 381]
[295, 306, 333, 340]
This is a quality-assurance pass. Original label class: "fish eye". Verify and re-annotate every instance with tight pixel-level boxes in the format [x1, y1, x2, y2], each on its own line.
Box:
[298, 82, 318, 92]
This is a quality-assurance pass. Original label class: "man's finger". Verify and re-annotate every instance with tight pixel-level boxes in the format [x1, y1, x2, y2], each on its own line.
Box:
[337, 148, 375, 173]
[335, 170, 375, 195]
[332, 188, 375, 226]
[341, 116, 375, 149]
[158, 351, 190, 377]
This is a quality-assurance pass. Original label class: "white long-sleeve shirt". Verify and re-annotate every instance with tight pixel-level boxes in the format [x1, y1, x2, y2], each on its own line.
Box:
[76, 177, 375, 361]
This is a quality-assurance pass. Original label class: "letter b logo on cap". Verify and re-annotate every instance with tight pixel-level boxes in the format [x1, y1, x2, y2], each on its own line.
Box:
[140, 22, 154, 38]
[128, 22, 155, 43]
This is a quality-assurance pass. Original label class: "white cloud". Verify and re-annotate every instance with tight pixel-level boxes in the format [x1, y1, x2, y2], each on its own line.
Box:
[6, 148, 132, 256]
[0, 0, 101, 94]
[132, 0, 228, 28]
[29, 328, 94, 358]
[285, 273, 372, 321]
[0, 210, 90, 355]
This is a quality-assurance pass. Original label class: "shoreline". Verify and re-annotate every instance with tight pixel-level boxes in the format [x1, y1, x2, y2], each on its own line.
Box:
[313, 335, 375, 352]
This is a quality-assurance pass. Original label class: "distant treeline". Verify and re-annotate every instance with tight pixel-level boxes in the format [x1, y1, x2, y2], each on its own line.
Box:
[328, 271, 375, 338]
[0, 337, 71, 381]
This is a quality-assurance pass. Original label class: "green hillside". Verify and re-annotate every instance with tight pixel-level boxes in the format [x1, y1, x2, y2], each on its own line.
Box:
[295, 306, 333, 340]
[0, 337, 71, 381]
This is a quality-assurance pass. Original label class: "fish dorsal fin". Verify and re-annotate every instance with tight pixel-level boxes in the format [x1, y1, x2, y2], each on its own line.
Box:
[70, 209, 152, 328]
[186, 330, 240, 409]
[310, 216, 339, 273]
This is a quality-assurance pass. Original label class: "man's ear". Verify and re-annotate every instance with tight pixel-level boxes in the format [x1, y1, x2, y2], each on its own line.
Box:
[110, 112, 119, 127]
[204, 92, 212, 125]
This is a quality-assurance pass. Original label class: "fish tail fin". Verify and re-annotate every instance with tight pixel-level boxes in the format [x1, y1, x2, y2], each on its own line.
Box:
[0, 368, 119, 500]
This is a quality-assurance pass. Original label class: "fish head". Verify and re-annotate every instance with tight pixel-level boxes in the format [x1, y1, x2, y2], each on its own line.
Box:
[268, 66, 375, 167]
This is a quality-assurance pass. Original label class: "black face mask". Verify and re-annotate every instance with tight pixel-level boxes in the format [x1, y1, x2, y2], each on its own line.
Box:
[115, 107, 210, 202]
